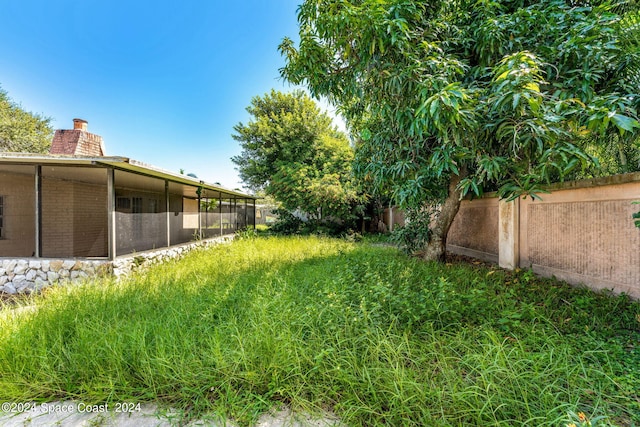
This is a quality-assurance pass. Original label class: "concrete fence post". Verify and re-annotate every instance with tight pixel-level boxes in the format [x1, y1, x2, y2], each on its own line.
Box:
[498, 198, 520, 270]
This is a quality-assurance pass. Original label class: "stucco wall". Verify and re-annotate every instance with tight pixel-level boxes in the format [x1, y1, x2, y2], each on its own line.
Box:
[375, 173, 640, 298]
[447, 197, 499, 262]
[520, 179, 640, 297]
[170, 194, 199, 245]
[382, 206, 405, 232]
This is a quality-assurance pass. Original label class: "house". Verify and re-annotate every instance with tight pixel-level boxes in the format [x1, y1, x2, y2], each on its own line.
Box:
[0, 119, 256, 293]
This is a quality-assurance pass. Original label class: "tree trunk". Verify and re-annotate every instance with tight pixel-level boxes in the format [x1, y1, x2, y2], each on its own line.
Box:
[421, 170, 466, 262]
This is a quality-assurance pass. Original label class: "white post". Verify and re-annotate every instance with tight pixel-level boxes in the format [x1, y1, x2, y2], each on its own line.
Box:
[498, 198, 520, 270]
[107, 168, 117, 259]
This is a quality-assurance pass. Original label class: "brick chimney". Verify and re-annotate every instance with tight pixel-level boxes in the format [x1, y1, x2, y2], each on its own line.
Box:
[50, 118, 105, 156]
[73, 118, 88, 131]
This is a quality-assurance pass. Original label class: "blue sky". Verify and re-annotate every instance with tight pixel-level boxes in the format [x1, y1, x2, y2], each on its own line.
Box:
[0, 0, 325, 190]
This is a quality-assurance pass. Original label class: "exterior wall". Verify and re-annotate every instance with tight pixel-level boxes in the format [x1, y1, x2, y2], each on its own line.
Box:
[112, 234, 234, 277]
[169, 195, 198, 245]
[41, 177, 108, 257]
[0, 259, 111, 294]
[447, 197, 499, 263]
[182, 197, 199, 229]
[520, 179, 639, 297]
[447, 173, 640, 299]
[0, 162, 256, 293]
[373, 174, 639, 298]
[0, 171, 35, 257]
[382, 206, 406, 232]
[255, 206, 277, 225]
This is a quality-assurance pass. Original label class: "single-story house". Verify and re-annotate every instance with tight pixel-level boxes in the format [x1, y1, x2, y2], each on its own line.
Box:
[0, 119, 256, 293]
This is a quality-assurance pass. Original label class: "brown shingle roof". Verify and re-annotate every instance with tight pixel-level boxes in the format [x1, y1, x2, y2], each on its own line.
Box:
[50, 129, 105, 156]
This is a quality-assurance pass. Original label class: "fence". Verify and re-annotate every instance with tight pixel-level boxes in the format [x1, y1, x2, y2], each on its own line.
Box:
[387, 172, 640, 299]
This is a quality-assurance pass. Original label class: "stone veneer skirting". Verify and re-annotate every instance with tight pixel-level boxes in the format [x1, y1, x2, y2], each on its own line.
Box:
[0, 235, 235, 294]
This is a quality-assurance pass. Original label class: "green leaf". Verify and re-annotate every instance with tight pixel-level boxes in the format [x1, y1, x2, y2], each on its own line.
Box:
[611, 113, 640, 132]
[429, 99, 439, 117]
[524, 82, 540, 92]
[512, 93, 521, 110]
[496, 70, 510, 80]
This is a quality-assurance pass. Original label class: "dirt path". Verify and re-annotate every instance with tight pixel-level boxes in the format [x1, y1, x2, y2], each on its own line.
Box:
[0, 401, 343, 427]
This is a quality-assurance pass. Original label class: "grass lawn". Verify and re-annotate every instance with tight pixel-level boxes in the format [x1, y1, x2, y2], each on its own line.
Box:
[0, 236, 638, 426]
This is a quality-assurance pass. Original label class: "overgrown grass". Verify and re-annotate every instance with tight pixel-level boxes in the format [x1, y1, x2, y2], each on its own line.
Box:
[0, 236, 638, 426]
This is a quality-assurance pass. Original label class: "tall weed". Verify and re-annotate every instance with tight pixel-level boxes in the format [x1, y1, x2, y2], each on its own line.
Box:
[0, 236, 638, 426]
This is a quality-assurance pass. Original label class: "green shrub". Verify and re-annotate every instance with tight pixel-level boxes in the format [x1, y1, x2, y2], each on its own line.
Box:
[235, 227, 259, 240]
[269, 208, 355, 237]
[269, 208, 303, 234]
[389, 205, 435, 254]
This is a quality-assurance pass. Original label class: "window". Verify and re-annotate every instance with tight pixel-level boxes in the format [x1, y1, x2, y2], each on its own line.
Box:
[149, 199, 158, 214]
[132, 197, 142, 214]
[116, 197, 131, 210]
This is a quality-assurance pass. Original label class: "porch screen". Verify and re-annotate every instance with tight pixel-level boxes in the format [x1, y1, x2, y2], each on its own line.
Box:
[41, 166, 108, 258]
[0, 165, 36, 257]
[115, 170, 167, 255]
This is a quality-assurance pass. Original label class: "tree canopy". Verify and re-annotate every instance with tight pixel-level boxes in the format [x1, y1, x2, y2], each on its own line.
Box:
[280, 0, 640, 259]
[232, 89, 361, 224]
[0, 86, 53, 154]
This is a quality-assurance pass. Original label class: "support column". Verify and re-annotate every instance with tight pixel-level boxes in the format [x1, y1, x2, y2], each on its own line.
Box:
[34, 165, 42, 257]
[107, 168, 116, 260]
[498, 198, 520, 270]
[252, 199, 256, 229]
[244, 199, 248, 230]
[197, 195, 202, 240]
[233, 198, 237, 230]
[165, 180, 170, 247]
[219, 196, 223, 236]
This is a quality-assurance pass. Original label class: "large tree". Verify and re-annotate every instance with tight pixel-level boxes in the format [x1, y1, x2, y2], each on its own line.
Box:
[232, 89, 361, 223]
[0, 86, 53, 154]
[280, 0, 640, 260]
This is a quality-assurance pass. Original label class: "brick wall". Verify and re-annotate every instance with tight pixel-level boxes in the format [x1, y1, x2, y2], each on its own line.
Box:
[50, 129, 104, 156]
[41, 177, 108, 257]
[0, 171, 36, 257]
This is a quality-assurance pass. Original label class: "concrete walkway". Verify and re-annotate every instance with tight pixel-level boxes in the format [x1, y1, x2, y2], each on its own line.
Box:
[0, 401, 343, 427]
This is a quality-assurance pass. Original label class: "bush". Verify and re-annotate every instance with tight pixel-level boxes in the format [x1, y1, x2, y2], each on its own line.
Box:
[269, 208, 355, 237]
[389, 205, 435, 254]
[269, 208, 304, 234]
[235, 227, 259, 240]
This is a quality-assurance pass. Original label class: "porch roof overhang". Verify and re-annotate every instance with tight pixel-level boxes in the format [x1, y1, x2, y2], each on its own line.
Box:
[0, 153, 256, 200]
